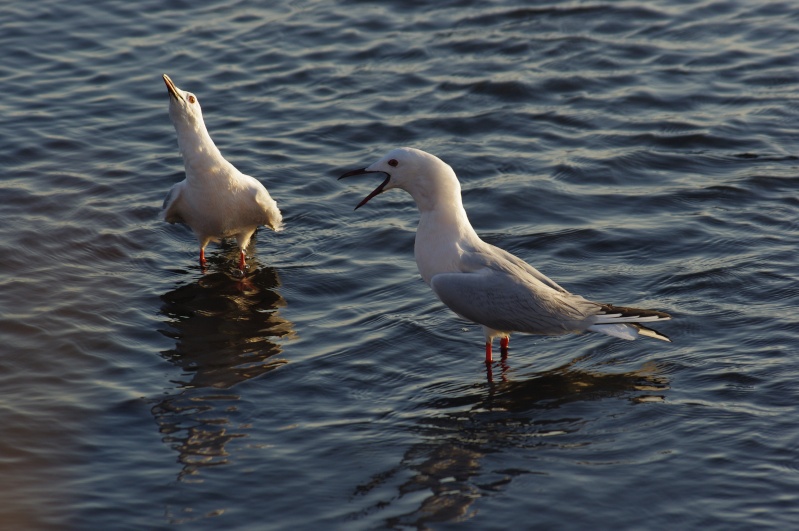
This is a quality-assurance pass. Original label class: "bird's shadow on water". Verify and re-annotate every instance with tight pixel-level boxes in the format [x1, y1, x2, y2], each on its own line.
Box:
[351, 354, 669, 528]
[153, 258, 294, 481]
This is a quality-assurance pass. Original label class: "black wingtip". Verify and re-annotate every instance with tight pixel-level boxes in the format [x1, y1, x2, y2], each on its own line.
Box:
[634, 323, 672, 342]
[600, 304, 671, 320]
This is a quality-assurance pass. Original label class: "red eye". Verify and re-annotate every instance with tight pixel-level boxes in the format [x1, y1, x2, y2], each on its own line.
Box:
[188, 95, 196, 104]
[388, 159, 398, 167]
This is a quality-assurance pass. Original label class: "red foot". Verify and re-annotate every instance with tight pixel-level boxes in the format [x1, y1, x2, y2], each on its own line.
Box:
[500, 336, 509, 359]
[486, 340, 511, 383]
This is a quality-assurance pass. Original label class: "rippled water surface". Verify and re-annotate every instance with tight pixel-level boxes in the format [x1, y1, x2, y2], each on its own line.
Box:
[2, 0, 799, 529]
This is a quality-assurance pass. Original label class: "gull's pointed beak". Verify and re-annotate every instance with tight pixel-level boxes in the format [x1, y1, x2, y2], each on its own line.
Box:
[163, 74, 184, 102]
[339, 168, 391, 210]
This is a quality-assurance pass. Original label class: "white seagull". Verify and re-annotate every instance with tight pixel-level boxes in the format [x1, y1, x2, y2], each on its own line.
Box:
[160, 74, 282, 269]
[340, 147, 671, 363]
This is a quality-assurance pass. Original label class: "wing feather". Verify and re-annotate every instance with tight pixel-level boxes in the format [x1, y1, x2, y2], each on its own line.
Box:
[161, 181, 186, 224]
[428, 241, 671, 341]
[254, 186, 283, 231]
[240, 174, 282, 231]
[430, 269, 600, 336]
[464, 245, 568, 292]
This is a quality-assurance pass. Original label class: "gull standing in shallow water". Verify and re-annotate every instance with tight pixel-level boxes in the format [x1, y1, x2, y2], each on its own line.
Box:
[340, 147, 671, 364]
[160, 74, 282, 269]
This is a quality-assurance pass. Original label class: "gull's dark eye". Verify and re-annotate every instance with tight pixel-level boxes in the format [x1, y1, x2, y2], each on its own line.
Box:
[188, 94, 196, 104]
[388, 159, 398, 167]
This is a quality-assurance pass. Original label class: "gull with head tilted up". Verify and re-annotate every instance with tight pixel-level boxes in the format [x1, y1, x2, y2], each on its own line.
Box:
[340, 147, 671, 363]
[160, 74, 282, 269]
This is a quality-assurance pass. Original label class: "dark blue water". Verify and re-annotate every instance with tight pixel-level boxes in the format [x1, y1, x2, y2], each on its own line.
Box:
[2, 0, 799, 529]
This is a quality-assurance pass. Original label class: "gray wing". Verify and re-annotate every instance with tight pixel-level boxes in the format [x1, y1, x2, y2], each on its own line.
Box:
[161, 180, 186, 223]
[461, 243, 570, 294]
[430, 268, 601, 335]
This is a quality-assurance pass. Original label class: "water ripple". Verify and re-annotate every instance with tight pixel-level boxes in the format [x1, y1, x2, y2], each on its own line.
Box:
[2, 0, 799, 529]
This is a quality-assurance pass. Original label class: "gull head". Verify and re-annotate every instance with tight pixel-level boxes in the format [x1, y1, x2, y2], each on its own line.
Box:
[339, 147, 459, 211]
[163, 74, 205, 131]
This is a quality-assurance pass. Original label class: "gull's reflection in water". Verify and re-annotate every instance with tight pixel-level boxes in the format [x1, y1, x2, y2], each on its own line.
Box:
[154, 252, 293, 481]
[353, 355, 669, 528]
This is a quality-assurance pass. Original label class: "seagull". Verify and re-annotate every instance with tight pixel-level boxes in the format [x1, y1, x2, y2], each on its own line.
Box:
[160, 74, 282, 269]
[340, 147, 671, 363]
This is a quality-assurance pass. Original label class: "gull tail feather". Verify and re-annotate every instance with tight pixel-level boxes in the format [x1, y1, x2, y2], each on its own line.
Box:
[596, 303, 671, 322]
[587, 323, 672, 342]
[634, 323, 672, 342]
[588, 304, 672, 342]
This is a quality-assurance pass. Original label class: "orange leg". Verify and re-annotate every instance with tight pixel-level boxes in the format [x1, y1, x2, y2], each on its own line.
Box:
[500, 336, 509, 359]
[485, 342, 493, 364]
[238, 250, 247, 270]
[199, 248, 207, 266]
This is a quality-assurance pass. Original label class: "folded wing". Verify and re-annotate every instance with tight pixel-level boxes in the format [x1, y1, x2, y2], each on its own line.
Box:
[161, 181, 186, 224]
[430, 268, 601, 336]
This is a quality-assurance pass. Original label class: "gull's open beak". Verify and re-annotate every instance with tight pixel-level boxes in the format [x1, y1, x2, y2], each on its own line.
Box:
[339, 168, 391, 210]
[163, 74, 184, 102]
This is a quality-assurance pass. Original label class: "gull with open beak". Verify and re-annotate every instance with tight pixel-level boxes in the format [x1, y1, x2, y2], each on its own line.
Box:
[340, 147, 671, 364]
[160, 74, 282, 269]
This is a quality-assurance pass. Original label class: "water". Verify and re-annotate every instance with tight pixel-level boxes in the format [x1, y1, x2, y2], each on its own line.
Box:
[2, 0, 799, 529]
